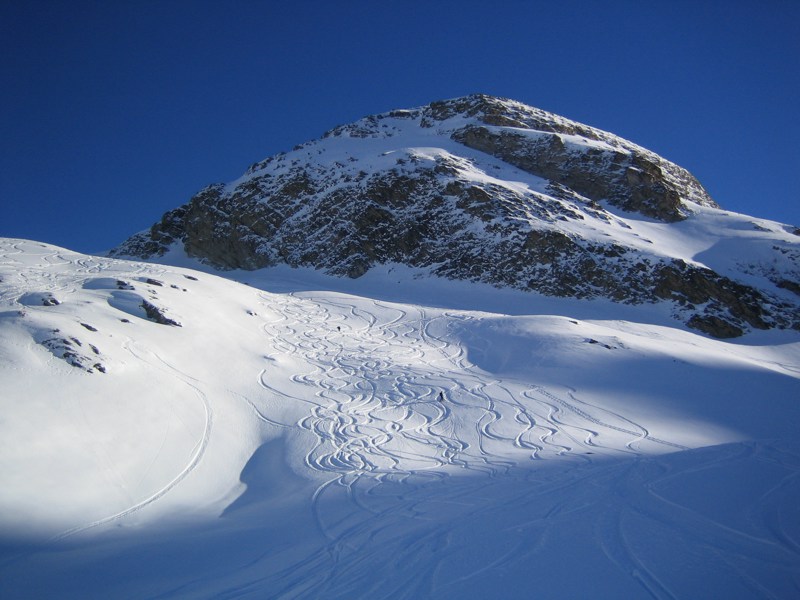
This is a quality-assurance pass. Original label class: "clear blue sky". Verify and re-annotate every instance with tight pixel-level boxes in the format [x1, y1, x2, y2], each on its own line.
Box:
[2, 0, 799, 253]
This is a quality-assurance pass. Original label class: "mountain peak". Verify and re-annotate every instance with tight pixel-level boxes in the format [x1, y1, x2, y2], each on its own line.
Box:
[112, 96, 798, 338]
[314, 93, 716, 221]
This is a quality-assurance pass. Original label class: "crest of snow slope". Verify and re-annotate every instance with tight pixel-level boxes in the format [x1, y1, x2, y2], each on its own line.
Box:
[2, 238, 800, 599]
[113, 95, 800, 338]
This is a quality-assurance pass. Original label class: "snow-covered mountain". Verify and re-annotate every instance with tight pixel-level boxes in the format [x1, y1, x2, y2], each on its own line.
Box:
[2, 97, 800, 598]
[113, 95, 800, 338]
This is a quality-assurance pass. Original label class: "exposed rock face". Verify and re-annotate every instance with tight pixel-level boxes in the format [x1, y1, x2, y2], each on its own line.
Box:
[452, 126, 683, 222]
[428, 95, 714, 221]
[112, 94, 799, 338]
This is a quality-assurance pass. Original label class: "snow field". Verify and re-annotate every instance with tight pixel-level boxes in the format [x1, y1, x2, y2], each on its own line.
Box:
[1, 238, 800, 598]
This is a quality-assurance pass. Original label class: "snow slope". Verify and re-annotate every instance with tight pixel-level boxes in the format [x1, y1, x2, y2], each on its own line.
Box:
[2, 238, 800, 598]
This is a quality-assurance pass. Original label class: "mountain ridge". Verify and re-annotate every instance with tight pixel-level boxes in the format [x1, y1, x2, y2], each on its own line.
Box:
[112, 94, 800, 338]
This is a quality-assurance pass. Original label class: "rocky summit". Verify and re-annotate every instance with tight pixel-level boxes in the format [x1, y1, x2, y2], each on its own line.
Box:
[112, 94, 799, 338]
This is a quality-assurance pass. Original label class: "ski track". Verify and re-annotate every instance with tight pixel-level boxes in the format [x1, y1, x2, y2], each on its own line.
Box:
[50, 340, 213, 541]
[246, 289, 706, 598]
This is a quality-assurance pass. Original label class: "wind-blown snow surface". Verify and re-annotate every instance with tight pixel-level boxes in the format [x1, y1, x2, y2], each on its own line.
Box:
[2, 238, 800, 598]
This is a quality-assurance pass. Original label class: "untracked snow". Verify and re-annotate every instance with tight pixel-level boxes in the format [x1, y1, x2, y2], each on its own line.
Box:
[1, 238, 800, 598]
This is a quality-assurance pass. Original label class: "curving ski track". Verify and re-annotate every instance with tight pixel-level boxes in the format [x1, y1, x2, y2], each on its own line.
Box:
[244, 291, 714, 598]
[51, 340, 213, 542]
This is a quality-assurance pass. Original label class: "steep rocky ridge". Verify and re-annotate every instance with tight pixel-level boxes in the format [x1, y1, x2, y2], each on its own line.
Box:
[112, 94, 799, 337]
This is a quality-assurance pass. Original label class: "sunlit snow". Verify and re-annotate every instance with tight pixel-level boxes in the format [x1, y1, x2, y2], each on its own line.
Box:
[1, 238, 799, 598]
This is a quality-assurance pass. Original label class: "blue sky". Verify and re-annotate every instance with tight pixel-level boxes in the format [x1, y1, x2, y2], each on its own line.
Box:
[2, 0, 799, 253]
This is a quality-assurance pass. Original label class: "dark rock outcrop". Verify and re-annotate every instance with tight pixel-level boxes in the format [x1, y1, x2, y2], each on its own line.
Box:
[141, 300, 181, 327]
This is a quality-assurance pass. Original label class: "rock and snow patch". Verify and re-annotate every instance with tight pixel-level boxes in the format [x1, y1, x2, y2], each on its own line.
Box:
[112, 94, 800, 338]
